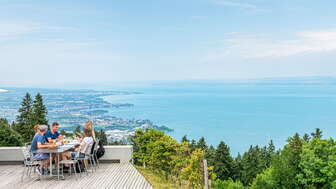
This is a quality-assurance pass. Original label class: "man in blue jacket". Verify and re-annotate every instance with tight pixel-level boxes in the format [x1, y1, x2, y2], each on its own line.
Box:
[45, 122, 63, 142]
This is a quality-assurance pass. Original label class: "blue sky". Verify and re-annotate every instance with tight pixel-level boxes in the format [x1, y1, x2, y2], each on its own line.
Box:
[1, 0, 336, 86]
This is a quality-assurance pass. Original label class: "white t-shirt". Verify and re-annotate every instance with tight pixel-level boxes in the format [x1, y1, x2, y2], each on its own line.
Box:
[80, 137, 94, 154]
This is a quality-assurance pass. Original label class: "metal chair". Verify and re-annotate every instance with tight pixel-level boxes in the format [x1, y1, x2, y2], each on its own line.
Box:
[21, 145, 41, 181]
[93, 139, 100, 168]
[78, 142, 95, 173]
[59, 149, 82, 180]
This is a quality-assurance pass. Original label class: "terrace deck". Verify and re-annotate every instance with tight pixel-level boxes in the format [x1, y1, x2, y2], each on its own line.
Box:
[0, 163, 153, 189]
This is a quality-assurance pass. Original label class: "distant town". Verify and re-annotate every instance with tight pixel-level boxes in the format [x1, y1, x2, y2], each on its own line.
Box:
[0, 88, 172, 143]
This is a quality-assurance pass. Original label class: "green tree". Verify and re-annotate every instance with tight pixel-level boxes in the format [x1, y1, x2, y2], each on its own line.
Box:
[14, 93, 34, 142]
[147, 135, 181, 177]
[232, 153, 243, 181]
[213, 141, 234, 181]
[250, 168, 276, 189]
[213, 179, 245, 189]
[297, 138, 336, 188]
[190, 139, 197, 151]
[311, 128, 322, 139]
[130, 129, 165, 166]
[0, 118, 23, 146]
[31, 93, 48, 125]
[269, 133, 304, 188]
[196, 137, 207, 151]
[303, 133, 311, 142]
[266, 140, 275, 167]
[73, 125, 82, 136]
[96, 129, 108, 145]
[181, 148, 205, 189]
[181, 135, 190, 144]
[240, 145, 267, 186]
[205, 145, 216, 168]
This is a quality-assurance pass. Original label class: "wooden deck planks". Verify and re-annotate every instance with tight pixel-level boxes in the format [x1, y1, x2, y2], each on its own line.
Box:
[0, 163, 152, 189]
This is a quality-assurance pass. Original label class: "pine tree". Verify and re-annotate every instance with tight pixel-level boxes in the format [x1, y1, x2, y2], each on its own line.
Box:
[303, 133, 311, 142]
[240, 145, 269, 185]
[181, 135, 189, 144]
[311, 128, 322, 139]
[205, 145, 216, 166]
[14, 93, 34, 142]
[196, 137, 207, 151]
[269, 133, 304, 188]
[266, 140, 275, 166]
[98, 129, 108, 145]
[190, 139, 197, 151]
[32, 93, 48, 125]
[213, 141, 234, 181]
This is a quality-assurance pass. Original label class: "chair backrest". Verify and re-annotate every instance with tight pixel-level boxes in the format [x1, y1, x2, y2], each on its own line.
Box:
[21, 146, 32, 164]
[94, 139, 100, 151]
[84, 142, 94, 155]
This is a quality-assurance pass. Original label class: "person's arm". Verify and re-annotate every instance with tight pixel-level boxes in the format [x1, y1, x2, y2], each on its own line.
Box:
[57, 132, 63, 140]
[45, 131, 52, 143]
[37, 142, 50, 149]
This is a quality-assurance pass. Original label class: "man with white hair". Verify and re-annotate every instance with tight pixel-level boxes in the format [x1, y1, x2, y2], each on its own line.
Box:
[31, 124, 51, 175]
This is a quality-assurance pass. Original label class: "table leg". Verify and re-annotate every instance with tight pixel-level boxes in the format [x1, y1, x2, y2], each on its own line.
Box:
[50, 152, 52, 176]
[57, 153, 60, 180]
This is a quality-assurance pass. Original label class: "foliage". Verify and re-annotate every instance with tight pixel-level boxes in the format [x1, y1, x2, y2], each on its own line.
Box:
[0, 118, 23, 146]
[95, 129, 108, 145]
[13, 93, 48, 143]
[181, 149, 205, 189]
[73, 125, 82, 136]
[297, 138, 336, 188]
[132, 129, 205, 187]
[212, 179, 245, 189]
[269, 133, 304, 188]
[250, 168, 276, 189]
[31, 93, 48, 125]
[311, 128, 322, 139]
[240, 145, 268, 185]
[213, 141, 234, 181]
[131, 129, 165, 166]
[13, 93, 34, 142]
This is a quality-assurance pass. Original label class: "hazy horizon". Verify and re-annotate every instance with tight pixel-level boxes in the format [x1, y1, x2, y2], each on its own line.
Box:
[1, 0, 336, 86]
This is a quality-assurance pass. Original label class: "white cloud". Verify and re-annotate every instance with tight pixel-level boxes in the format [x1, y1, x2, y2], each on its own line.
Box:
[205, 29, 336, 61]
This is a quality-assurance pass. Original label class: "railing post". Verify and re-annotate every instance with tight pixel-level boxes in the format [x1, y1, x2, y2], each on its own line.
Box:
[203, 159, 209, 189]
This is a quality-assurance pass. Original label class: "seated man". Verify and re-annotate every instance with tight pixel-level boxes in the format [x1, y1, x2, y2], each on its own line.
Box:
[45, 122, 71, 171]
[45, 122, 62, 142]
[30, 125, 51, 175]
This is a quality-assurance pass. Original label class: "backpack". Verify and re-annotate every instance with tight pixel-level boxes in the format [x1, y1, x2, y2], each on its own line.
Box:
[96, 140, 105, 159]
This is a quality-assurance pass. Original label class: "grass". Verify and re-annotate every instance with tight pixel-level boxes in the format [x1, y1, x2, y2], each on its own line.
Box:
[136, 166, 188, 189]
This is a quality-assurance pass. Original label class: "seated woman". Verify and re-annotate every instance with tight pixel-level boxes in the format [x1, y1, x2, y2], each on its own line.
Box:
[71, 127, 94, 159]
[76, 120, 96, 142]
[30, 125, 51, 175]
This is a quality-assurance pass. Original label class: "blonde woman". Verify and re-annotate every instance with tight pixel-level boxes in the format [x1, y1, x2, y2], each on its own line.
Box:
[84, 120, 96, 141]
[76, 120, 96, 142]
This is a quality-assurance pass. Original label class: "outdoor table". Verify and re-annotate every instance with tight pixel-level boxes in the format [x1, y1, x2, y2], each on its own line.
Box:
[33, 143, 77, 180]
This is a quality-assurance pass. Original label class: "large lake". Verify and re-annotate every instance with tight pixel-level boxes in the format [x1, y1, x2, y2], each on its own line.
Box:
[102, 82, 336, 155]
